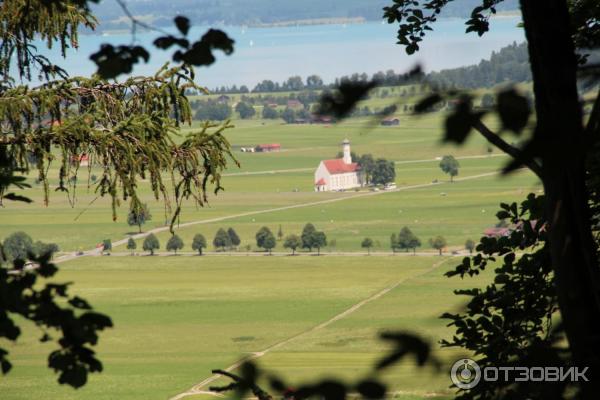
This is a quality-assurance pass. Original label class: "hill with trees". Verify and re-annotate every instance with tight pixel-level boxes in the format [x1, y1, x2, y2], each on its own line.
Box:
[210, 41, 532, 95]
[89, 0, 519, 30]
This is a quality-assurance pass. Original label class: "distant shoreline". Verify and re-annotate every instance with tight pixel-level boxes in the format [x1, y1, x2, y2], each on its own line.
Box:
[91, 11, 521, 36]
[248, 16, 367, 28]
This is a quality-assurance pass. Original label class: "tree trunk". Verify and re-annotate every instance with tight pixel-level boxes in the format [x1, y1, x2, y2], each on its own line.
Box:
[438, 248, 441, 256]
[138, 223, 142, 233]
[520, 0, 600, 389]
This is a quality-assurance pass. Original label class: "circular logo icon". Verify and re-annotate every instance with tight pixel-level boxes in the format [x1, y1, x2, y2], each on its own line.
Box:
[450, 358, 481, 390]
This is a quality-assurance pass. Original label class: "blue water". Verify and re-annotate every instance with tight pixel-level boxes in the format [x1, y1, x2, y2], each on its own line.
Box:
[32, 17, 524, 88]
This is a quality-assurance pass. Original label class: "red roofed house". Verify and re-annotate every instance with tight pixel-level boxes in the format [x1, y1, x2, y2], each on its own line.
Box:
[314, 139, 363, 192]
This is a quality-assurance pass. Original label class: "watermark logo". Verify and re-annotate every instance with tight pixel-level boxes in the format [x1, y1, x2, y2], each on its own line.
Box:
[450, 358, 590, 389]
[451, 359, 481, 389]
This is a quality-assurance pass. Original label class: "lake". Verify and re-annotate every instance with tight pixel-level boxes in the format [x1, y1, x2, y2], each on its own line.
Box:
[33, 16, 524, 89]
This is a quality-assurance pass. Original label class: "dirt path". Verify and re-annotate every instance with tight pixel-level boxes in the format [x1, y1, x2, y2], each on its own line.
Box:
[168, 258, 449, 400]
[221, 154, 508, 177]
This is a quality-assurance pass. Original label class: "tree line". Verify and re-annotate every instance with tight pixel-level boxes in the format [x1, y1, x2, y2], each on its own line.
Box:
[209, 41, 531, 95]
[105, 224, 479, 256]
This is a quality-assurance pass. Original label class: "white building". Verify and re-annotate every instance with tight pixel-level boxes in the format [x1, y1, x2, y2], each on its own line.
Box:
[314, 139, 363, 192]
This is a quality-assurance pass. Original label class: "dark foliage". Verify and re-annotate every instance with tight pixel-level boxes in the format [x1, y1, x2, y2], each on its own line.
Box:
[90, 16, 235, 79]
[441, 194, 570, 399]
[0, 245, 112, 388]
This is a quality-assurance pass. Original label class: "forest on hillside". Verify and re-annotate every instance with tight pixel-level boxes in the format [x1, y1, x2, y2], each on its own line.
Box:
[210, 41, 531, 94]
[90, 0, 519, 29]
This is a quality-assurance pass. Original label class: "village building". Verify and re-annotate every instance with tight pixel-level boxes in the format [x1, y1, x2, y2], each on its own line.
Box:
[314, 139, 363, 192]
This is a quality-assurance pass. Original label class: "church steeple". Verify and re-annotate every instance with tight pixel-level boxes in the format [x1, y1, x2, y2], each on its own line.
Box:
[342, 138, 351, 164]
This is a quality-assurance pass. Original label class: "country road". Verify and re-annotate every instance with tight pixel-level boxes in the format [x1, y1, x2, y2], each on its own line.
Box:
[54, 171, 500, 265]
[168, 258, 450, 400]
[221, 153, 508, 177]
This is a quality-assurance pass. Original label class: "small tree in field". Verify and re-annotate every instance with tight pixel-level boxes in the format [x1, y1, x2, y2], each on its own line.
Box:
[102, 239, 112, 255]
[283, 234, 301, 255]
[408, 234, 422, 255]
[429, 236, 447, 256]
[390, 233, 398, 253]
[213, 228, 231, 251]
[166, 234, 184, 254]
[277, 224, 284, 241]
[2, 231, 33, 261]
[33, 241, 60, 259]
[192, 234, 207, 255]
[143, 234, 160, 256]
[313, 231, 327, 256]
[361, 237, 374, 255]
[301, 223, 317, 251]
[127, 203, 152, 233]
[329, 239, 337, 252]
[439, 155, 459, 182]
[465, 239, 476, 254]
[397, 227, 413, 252]
[256, 226, 276, 255]
[227, 227, 241, 250]
[127, 238, 136, 255]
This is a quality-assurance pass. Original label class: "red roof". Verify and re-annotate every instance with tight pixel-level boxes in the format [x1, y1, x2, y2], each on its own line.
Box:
[315, 178, 326, 186]
[322, 159, 360, 174]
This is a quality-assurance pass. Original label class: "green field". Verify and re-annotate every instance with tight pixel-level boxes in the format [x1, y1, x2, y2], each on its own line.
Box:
[0, 110, 541, 399]
[0, 256, 494, 400]
[0, 113, 540, 253]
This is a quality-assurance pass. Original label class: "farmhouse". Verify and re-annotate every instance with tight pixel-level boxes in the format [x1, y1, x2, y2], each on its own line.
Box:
[314, 139, 363, 192]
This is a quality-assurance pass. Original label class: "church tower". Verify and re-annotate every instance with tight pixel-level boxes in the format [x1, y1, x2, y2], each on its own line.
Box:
[342, 138, 352, 164]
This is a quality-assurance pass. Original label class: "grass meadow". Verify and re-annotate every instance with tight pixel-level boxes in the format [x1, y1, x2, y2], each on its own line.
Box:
[0, 111, 540, 399]
[0, 256, 494, 400]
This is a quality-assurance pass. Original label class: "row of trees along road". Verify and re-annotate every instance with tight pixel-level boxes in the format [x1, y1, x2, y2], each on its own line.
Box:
[118, 227, 476, 256]
[120, 224, 329, 256]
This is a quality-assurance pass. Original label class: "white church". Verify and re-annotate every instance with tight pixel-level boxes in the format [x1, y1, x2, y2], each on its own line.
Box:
[314, 139, 364, 192]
